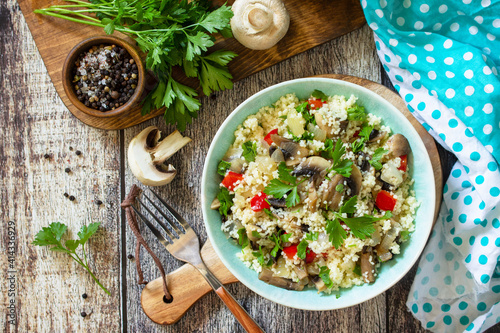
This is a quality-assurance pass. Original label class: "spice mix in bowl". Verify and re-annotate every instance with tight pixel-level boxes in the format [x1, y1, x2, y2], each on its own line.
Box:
[62, 36, 145, 118]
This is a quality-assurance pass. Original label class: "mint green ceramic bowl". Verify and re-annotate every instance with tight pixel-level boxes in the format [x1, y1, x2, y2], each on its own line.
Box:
[201, 78, 435, 310]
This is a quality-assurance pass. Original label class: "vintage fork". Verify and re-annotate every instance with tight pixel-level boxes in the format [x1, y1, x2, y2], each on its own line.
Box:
[132, 190, 264, 333]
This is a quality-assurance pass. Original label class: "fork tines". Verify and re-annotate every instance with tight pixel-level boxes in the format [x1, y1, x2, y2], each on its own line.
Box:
[131, 189, 189, 244]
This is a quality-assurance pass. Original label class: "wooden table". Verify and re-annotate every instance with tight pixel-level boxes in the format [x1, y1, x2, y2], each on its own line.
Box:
[3, 0, 481, 332]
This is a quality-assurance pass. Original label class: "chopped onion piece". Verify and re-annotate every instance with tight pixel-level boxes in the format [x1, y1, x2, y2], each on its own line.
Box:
[307, 123, 326, 142]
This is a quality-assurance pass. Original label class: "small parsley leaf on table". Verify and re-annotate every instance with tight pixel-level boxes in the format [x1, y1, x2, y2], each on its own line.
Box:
[32, 222, 110, 295]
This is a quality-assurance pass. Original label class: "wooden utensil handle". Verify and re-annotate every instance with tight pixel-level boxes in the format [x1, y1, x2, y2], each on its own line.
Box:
[215, 286, 264, 333]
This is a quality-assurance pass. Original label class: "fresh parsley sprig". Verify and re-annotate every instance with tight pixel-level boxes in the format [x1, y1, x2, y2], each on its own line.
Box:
[217, 160, 231, 176]
[319, 265, 334, 289]
[295, 102, 315, 125]
[297, 232, 318, 260]
[217, 187, 234, 217]
[325, 196, 393, 248]
[264, 162, 306, 207]
[237, 228, 249, 251]
[311, 89, 329, 102]
[347, 104, 367, 122]
[352, 125, 373, 153]
[321, 139, 353, 177]
[32, 222, 110, 295]
[34, 0, 237, 131]
[242, 141, 257, 162]
[369, 148, 388, 170]
[269, 230, 291, 257]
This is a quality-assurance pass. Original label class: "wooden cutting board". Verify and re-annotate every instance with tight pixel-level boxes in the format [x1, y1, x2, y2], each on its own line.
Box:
[17, 0, 366, 130]
[140, 74, 444, 325]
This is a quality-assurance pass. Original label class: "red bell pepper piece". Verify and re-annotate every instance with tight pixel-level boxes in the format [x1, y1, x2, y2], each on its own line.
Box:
[264, 129, 279, 145]
[283, 244, 298, 259]
[376, 190, 397, 211]
[251, 192, 270, 212]
[305, 248, 317, 264]
[221, 171, 243, 191]
[398, 155, 408, 172]
[307, 98, 326, 110]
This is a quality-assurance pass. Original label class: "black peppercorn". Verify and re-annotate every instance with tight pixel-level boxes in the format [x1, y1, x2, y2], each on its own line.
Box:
[65, 167, 71, 173]
[69, 195, 75, 201]
[82, 293, 87, 299]
[64, 192, 69, 198]
[96, 200, 103, 206]
[127, 254, 134, 260]
[81, 311, 87, 317]
[76, 150, 81, 156]
[44, 153, 50, 159]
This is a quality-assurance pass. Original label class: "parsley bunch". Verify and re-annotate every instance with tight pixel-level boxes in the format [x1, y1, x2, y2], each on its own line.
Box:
[32, 222, 110, 295]
[326, 196, 392, 249]
[35, 0, 237, 131]
[264, 162, 306, 208]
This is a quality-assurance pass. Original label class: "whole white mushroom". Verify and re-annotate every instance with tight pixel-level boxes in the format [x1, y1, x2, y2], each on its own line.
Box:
[231, 0, 290, 50]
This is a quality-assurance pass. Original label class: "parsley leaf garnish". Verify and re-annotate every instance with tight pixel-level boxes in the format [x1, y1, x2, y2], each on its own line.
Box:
[269, 230, 291, 257]
[242, 141, 257, 162]
[319, 265, 334, 289]
[264, 162, 305, 207]
[237, 228, 249, 250]
[263, 208, 276, 219]
[399, 230, 411, 242]
[217, 187, 234, 217]
[325, 196, 393, 248]
[295, 102, 315, 125]
[252, 230, 261, 239]
[326, 218, 347, 249]
[311, 89, 329, 102]
[297, 232, 318, 260]
[369, 148, 388, 170]
[322, 139, 353, 177]
[252, 246, 269, 266]
[351, 125, 373, 153]
[33, 222, 110, 295]
[217, 160, 231, 176]
[347, 104, 367, 122]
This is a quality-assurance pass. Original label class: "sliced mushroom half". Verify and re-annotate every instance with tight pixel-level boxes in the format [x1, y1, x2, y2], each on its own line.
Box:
[322, 174, 344, 210]
[346, 164, 362, 197]
[367, 129, 387, 143]
[128, 127, 191, 186]
[258, 268, 304, 291]
[311, 275, 328, 292]
[270, 134, 309, 166]
[292, 156, 331, 186]
[360, 247, 375, 283]
[387, 133, 411, 157]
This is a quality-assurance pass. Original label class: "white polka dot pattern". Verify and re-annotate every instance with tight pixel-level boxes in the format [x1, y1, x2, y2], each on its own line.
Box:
[364, 0, 500, 331]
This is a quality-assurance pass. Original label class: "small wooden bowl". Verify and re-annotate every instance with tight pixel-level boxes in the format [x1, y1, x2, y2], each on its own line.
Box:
[62, 36, 146, 118]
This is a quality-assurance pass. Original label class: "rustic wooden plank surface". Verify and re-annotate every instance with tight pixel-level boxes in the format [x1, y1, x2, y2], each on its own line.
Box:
[1, 1, 122, 332]
[5, 1, 497, 332]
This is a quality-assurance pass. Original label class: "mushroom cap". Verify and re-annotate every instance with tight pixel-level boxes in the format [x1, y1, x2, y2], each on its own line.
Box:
[231, 0, 290, 50]
[127, 126, 191, 186]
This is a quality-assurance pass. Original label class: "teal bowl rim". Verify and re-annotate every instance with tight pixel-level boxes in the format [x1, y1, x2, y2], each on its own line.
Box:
[201, 77, 435, 310]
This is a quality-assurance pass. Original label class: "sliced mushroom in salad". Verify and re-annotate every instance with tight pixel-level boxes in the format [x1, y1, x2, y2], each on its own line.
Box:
[213, 90, 419, 293]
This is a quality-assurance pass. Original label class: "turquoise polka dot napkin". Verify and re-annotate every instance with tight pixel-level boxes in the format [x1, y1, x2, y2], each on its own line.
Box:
[361, 1, 500, 332]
